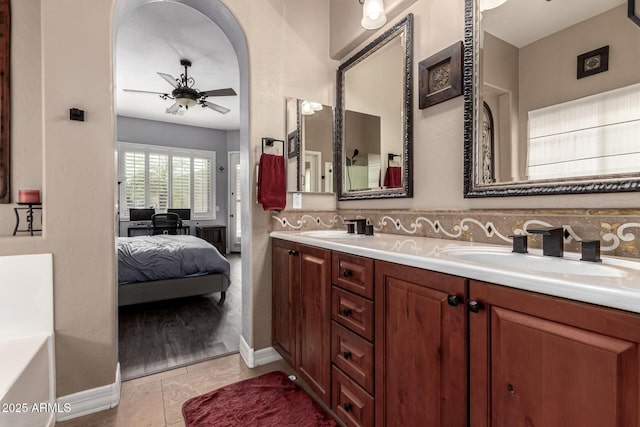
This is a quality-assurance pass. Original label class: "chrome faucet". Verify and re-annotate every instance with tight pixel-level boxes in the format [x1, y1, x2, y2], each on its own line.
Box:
[527, 227, 564, 257]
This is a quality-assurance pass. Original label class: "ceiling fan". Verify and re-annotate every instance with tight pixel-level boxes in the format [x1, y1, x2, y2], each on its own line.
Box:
[123, 59, 237, 115]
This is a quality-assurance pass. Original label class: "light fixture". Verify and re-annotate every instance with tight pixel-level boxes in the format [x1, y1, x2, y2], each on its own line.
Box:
[176, 95, 198, 108]
[360, 0, 387, 30]
[479, 0, 508, 12]
[301, 100, 315, 115]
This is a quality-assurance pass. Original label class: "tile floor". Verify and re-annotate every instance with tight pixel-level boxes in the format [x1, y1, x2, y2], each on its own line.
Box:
[56, 353, 298, 427]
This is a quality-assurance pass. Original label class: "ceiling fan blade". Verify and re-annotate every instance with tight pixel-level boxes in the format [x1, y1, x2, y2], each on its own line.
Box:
[200, 88, 237, 97]
[203, 101, 230, 114]
[158, 72, 180, 89]
[166, 102, 181, 115]
[123, 89, 169, 96]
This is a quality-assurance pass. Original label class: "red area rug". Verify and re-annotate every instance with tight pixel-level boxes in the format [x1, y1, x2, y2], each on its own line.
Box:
[182, 371, 337, 427]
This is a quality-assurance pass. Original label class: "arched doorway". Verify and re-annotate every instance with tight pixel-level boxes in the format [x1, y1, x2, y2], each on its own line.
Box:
[112, 0, 251, 374]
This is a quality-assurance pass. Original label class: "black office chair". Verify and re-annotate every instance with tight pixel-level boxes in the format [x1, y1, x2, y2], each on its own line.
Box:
[151, 213, 181, 235]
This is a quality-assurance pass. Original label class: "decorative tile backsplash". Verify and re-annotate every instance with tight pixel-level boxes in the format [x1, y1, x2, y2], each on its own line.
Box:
[271, 209, 640, 258]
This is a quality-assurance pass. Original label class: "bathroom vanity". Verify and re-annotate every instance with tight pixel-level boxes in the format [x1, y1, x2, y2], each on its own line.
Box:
[271, 231, 640, 427]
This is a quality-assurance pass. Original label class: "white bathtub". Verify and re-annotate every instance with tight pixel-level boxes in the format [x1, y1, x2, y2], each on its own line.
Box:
[0, 254, 54, 427]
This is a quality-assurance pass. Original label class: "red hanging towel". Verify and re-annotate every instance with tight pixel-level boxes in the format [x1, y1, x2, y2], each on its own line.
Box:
[384, 166, 402, 188]
[257, 153, 286, 211]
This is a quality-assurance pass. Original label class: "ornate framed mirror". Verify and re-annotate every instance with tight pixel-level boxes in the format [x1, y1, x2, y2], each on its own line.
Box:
[336, 14, 413, 200]
[464, 0, 640, 197]
[0, 0, 9, 204]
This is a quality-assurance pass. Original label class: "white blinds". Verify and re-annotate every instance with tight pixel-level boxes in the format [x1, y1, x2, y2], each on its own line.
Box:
[527, 82, 640, 180]
[124, 151, 146, 215]
[172, 156, 191, 209]
[193, 157, 212, 215]
[149, 153, 169, 211]
[118, 142, 216, 219]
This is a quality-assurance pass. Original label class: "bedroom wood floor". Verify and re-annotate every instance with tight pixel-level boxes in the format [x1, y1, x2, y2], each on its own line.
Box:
[118, 253, 242, 380]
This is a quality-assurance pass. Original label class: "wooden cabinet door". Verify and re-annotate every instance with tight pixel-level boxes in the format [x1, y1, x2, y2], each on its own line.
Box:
[298, 244, 332, 404]
[469, 280, 640, 427]
[271, 239, 299, 367]
[375, 260, 467, 427]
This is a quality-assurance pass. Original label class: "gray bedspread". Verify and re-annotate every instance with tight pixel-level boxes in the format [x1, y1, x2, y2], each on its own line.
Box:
[117, 235, 230, 285]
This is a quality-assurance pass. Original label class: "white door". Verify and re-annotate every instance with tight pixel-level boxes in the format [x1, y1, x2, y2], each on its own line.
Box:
[228, 151, 241, 252]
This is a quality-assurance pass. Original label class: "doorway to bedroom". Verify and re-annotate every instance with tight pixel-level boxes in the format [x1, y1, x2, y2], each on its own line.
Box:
[114, 0, 244, 380]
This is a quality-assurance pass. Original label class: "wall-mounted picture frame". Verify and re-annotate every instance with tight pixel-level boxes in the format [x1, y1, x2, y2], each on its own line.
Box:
[418, 41, 463, 109]
[577, 45, 609, 79]
[630, 0, 640, 27]
[287, 130, 299, 158]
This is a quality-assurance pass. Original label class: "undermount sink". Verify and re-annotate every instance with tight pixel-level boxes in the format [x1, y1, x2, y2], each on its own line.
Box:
[300, 230, 364, 238]
[440, 247, 634, 278]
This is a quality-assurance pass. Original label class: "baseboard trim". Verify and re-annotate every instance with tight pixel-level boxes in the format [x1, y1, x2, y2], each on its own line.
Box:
[239, 335, 282, 368]
[56, 362, 121, 422]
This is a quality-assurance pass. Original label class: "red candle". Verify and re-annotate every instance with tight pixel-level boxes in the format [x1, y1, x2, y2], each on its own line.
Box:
[18, 190, 40, 204]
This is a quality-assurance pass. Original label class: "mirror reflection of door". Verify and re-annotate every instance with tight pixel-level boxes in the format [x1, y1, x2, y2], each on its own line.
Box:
[481, 102, 495, 184]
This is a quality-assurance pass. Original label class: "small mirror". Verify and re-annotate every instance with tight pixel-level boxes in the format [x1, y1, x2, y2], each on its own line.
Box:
[336, 14, 413, 200]
[465, 0, 640, 197]
[285, 97, 335, 193]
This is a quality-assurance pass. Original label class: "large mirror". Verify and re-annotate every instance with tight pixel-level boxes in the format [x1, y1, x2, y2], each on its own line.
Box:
[285, 97, 335, 193]
[336, 14, 413, 200]
[464, 0, 640, 197]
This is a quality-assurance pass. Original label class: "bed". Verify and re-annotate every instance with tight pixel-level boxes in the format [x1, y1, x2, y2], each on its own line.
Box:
[117, 234, 230, 307]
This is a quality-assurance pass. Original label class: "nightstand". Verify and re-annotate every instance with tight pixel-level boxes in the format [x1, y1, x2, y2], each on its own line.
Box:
[196, 225, 226, 255]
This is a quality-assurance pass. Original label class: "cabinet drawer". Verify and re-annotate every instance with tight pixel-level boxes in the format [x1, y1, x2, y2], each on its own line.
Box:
[333, 252, 374, 298]
[332, 322, 374, 393]
[332, 287, 374, 341]
[332, 366, 374, 427]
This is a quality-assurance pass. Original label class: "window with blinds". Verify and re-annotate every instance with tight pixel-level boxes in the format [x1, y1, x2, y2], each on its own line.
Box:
[527, 83, 640, 180]
[118, 142, 216, 219]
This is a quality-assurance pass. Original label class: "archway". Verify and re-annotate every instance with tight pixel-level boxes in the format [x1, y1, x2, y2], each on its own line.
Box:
[111, 0, 252, 368]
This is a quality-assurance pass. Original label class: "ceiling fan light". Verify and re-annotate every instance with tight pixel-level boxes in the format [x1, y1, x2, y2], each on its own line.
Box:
[361, 0, 386, 30]
[177, 96, 197, 108]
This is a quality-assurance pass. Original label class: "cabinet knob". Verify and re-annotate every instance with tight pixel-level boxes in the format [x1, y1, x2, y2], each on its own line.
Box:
[343, 351, 352, 360]
[342, 269, 353, 278]
[342, 308, 353, 317]
[447, 295, 460, 307]
[468, 300, 483, 313]
[343, 403, 353, 412]
[288, 249, 298, 256]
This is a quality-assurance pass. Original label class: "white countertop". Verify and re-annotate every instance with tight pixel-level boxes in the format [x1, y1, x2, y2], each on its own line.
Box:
[270, 231, 640, 314]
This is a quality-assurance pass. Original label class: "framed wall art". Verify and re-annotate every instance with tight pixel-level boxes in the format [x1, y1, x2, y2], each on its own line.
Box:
[577, 45, 609, 79]
[287, 130, 299, 159]
[418, 41, 463, 109]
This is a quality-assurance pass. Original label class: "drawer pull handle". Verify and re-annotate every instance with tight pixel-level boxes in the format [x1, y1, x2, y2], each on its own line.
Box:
[343, 403, 353, 412]
[342, 269, 353, 278]
[342, 308, 353, 317]
[343, 351, 352, 360]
